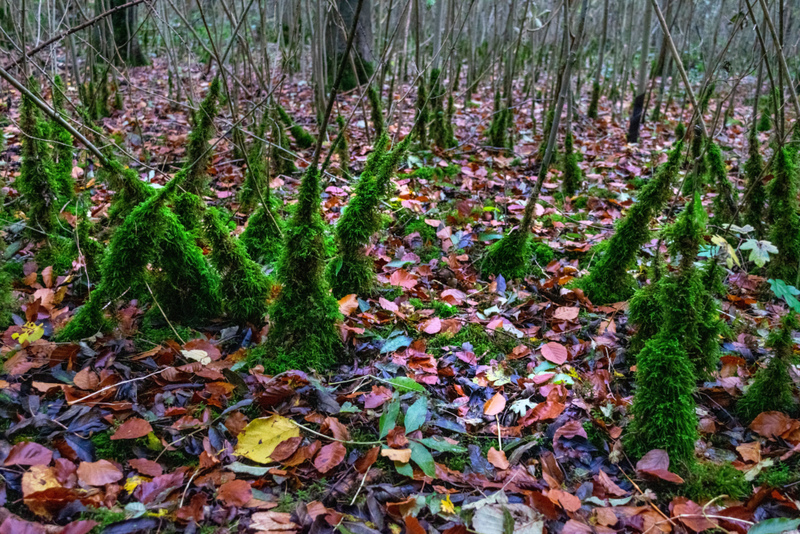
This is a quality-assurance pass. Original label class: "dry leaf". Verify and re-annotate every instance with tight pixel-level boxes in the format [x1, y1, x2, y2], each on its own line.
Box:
[76, 460, 123, 486]
[217, 479, 252, 507]
[314, 442, 346, 474]
[380, 448, 412, 463]
[338, 294, 359, 316]
[487, 447, 510, 470]
[111, 418, 153, 440]
[484, 392, 506, 416]
[540, 342, 568, 365]
[235, 415, 301, 464]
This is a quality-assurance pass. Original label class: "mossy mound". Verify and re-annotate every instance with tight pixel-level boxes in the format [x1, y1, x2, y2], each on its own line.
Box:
[241, 202, 284, 265]
[277, 104, 315, 149]
[766, 147, 800, 282]
[481, 228, 532, 280]
[49, 75, 76, 201]
[743, 128, 767, 238]
[562, 130, 582, 197]
[184, 77, 221, 194]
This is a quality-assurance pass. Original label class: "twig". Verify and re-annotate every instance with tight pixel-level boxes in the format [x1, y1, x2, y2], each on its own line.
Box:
[70, 368, 167, 404]
[145, 281, 185, 344]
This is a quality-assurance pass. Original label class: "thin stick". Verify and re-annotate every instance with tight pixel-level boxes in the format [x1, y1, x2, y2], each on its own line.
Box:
[145, 281, 185, 344]
[70, 368, 167, 404]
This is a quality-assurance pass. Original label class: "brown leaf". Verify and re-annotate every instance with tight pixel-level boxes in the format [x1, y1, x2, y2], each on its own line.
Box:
[636, 449, 684, 484]
[596, 469, 628, 497]
[380, 448, 412, 463]
[110, 417, 153, 440]
[72, 368, 99, 390]
[128, 458, 163, 477]
[224, 411, 249, 437]
[217, 479, 252, 507]
[404, 516, 426, 534]
[76, 460, 123, 486]
[673, 500, 718, 532]
[487, 447, 510, 470]
[549, 489, 581, 512]
[735, 442, 761, 464]
[389, 269, 418, 289]
[484, 392, 506, 416]
[355, 447, 380, 474]
[250, 511, 298, 532]
[271, 437, 303, 462]
[541, 342, 568, 364]
[749, 411, 794, 439]
[320, 417, 351, 441]
[338, 294, 359, 316]
[5, 442, 53, 467]
[176, 492, 207, 523]
[553, 307, 579, 322]
[313, 442, 346, 474]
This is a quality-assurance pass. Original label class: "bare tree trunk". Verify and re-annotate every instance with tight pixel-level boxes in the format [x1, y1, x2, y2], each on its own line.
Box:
[627, 0, 653, 143]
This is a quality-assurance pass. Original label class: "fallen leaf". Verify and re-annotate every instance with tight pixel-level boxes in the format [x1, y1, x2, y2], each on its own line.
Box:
[111, 418, 153, 440]
[636, 449, 684, 484]
[338, 294, 359, 315]
[217, 479, 252, 507]
[750, 411, 794, 439]
[76, 460, 123, 486]
[487, 447, 510, 470]
[380, 448, 412, 463]
[314, 442, 346, 473]
[541, 342, 568, 365]
[235, 415, 301, 464]
[484, 393, 506, 416]
[5, 442, 53, 467]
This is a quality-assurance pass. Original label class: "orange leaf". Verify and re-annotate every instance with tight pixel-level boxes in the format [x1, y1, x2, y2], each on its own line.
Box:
[355, 447, 380, 474]
[314, 442, 346, 474]
[380, 448, 412, 463]
[484, 393, 506, 416]
[487, 447, 509, 470]
[338, 294, 359, 316]
[549, 489, 581, 512]
[749, 411, 794, 439]
[389, 269, 418, 289]
[76, 460, 123, 486]
[111, 418, 153, 440]
[552, 307, 579, 322]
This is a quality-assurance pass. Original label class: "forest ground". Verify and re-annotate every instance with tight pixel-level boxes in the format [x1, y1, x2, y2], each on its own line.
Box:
[0, 58, 797, 534]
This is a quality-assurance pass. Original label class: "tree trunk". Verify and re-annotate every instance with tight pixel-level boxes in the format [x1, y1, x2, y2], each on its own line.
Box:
[627, 0, 653, 143]
[108, 0, 148, 66]
[327, 0, 375, 90]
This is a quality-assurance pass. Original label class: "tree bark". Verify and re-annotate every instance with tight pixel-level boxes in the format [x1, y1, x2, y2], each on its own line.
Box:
[107, 0, 148, 66]
[327, 0, 375, 90]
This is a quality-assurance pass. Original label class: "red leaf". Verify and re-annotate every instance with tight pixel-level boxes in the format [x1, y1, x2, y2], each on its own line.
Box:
[404, 516, 426, 534]
[217, 479, 252, 507]
[389, 269, 418, 289]
[5, 442, 53, 467]
[128, 458, 163, 477]
[76, 460, 123, 486]
[673, 499, 718, 532]
[420, 317, 442, 334]
[110, 417, 153, 440]
[271, 437, 303, 462]
[355, 447, 380, 474]
[636, 449, 684, 484]
[314, 442, 346, 474]
[541, 342, 568, 364]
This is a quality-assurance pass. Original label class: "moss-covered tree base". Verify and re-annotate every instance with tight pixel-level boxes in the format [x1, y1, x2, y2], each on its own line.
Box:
[481, 229, 532, 280]
[241, 205, 283, 265]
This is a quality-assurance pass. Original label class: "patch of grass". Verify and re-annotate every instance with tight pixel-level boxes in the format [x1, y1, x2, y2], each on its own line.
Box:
[409, 298, 457, 318]
[679, 461, 749, 501]
[81, 507, 127, 533]
[429, 322, 518, 361]
[91, 430, 136, 463]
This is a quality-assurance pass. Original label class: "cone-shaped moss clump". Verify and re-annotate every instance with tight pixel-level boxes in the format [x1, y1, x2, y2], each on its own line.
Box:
[173, 191, 205, 236]
[56, 172, 187, 340]
[743, 128, 766, 238]
[682, 130, 707, 195]
[18, 77, 60, 239]
[578, 141, 683, 304]
[481, 228, 533, 280]
[675, 122, 686, 141]
[757, 108, 771, 132]
[562, 130, 582, 197]
[261, 167, 342, 373]
[588, 81, 600, 120]
[204, 209, 271, 324]
[625, 335, 698, 465]
[327, 134, 410, 298]
[277, 104, 315, 149]
[766, 147, 800, 282]
[429, 69, 457, 149]
[367, 85, 385, 139]
[486, 89, 513, 154]
[414, 77, 428, 149]
[0, 241, 17, 329]
[241, 201, 283, 265]
[152, 209, 221, 324]
[271, 107, 297, 176]
[335, 115, 350, 173]
[738, 313, 798, 422]
[184, 77, 220, 194]
[706, 141, 737, 225]
[106, 162, 155, 224]
[240, 118, 270, 213]
[627, 252, 665, 357]
[49, 76, 76, 201]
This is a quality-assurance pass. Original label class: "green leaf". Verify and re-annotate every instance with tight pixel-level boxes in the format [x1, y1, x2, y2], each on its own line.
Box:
[741, 239, 778, 267]
[409, 440, 436, 477]
[749, 518, 800, 534]
[418, 436, 467, 453]
[387, 377, 425, 392]
[394, 460, 414, 477]
[768, 279, 800, 313]
[379, 399, 400, 439]
[380, 335, 413, 354]
[405, 397, 428, 433]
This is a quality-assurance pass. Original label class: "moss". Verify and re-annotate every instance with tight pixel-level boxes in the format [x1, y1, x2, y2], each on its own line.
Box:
[367, 85, 385, 138]
[81, 506, 127, 533]
[675, 122, 686, 141]
[757, 110, 771, 132]
[18, 77, 60, 239]
[588, 81, 600, 120]
[151, 208, 222, 325]
[766, 147, 800, 282]
[624, 335, 698, 465]
[757, 458, 799, 488]
[240, 129, 269, 213]
[49, 75, 76, 201]
[628, 255, 665, 356]
[335, 115, 350, 172]
[414, 77, 429, 149]
[271, 106, 297, 176]
[486, 89, 513, 154]
[738, 313, 798, 422]
[0, 238, 16, 328]
[106, 161, 155, 224]
[137, 324, 198, 347]
[204, 208, 271, 324]
[184, 77, 220, 194]
[429, 69, 457, 149]
[481, 227, 532, 280]
[91, 430, 137, 463]
[706, 141, 737, 225]
[173, 191, 205, 236]
[277, 104, 315, 149]
[327, 135, 409, 298]
[409, 298, 457, 318]
[578, 141, 683, 304]
[679, 461, 749, 501]
[404, 217, 437, 243]
[683, 129, 707, 195]
[260, 167, 343, 373]
[241, 202, 283, 265]
[562, 130, 582, 197]
[428, 322, 517, 361]
[744, 128, 767, 238]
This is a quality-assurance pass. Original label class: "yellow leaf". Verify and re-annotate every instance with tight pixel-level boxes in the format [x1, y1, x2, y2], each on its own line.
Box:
[235, 415, 301, 464]
[12, 322, 44, 345]
[124, 475, 150, 493]
[441, 493, 455, 514]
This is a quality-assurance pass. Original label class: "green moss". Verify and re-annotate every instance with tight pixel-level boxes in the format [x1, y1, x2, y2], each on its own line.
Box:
[335, 115, 349, 172]
[241, 202, 284, 265]
[106, 161, 155, 224]
[409, 298, 457, 318]
[628, 255, 665, 356]
[738, 313, 798, 422]
[173, 191, 205, 236]
[743, 128, 767, 238]
[49, 75, 76, 201]
[562, 130, 582, 197]
[675, 122, 686, 141]
[481, 227, 532, 280]
[757, 111, 771, 132]
[624, 335, 698, 465]
[277, 104, 315, 149]
[404, 217, 437, 243]
[680, 461, 749, 501]
[81, 506, 127, 533]
[137, 324, 198, 347]
[271, 106, 297, 176]
[588, 81, 600, 120]
[757, 458, 799, 488]
[367, 85, 385, 139]
[429, 69, 457, 149]
[260, 167, 343, 373]
[327, 135, 410, 298]
[766, 147, 800, 282]
[429, 322, 517, 361]
[486, 89, 513, 154]
[240, 129, 269, 213]
[706, 141, 737, 225]
[683, 130, 707, 195]
[204, 208, 271, 324]
[184, 77, 220, 194]
[578, 141, 683, 304]
[18, 77, 59, 239]
[414, 78, 429, 149]
[91, 430, 137, 463]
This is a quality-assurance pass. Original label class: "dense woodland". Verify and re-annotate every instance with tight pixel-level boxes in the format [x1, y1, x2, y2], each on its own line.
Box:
[0, 0, 799, 532]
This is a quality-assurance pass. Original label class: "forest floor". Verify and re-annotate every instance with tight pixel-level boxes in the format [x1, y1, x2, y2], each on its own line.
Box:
[0, 59, 798, 534]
